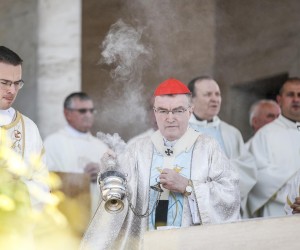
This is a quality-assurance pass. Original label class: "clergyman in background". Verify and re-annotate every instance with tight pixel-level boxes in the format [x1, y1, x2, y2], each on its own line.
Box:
[187, 75, 256, 218]
[248, 77, 300, 217]
[245, 99, 281, 148]
[44, 92, 108, 233]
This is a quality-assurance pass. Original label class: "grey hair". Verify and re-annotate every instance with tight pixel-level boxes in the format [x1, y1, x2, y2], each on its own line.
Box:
[249, 99, 279, 126]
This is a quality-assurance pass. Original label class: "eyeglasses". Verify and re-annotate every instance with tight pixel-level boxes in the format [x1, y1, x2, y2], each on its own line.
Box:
[68, 108, 97, 114]
[0, 79, 24, 90]
[153, 106, 190, 116]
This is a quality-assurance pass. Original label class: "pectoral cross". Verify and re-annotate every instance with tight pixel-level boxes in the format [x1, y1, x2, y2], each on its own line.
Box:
[165, 148, 173, 156]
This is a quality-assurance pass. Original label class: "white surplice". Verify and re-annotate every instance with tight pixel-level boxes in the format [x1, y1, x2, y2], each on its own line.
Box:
[44, 125, 108, 213]
[189, 114, 257, 218]
[248, 115, 300, 217]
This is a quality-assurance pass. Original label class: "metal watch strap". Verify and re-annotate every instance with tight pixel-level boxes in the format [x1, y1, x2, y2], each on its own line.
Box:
[183, 179, 193, 196]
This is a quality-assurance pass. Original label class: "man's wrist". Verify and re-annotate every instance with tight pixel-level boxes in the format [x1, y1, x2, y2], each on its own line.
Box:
[183, 179, 193, 196]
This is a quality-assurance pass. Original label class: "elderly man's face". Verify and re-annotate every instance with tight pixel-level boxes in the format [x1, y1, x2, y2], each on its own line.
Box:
[154, 94, 192, 141]
[252, 103, 281, 132]
[192, 79, 221, 121]
[277, 81, 300, 122]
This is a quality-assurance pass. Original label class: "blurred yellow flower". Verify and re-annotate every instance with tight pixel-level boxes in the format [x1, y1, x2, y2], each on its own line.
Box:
[0, 194, 15, 211]
[0, 131, 80, 249]
[48, 172, 62, 190]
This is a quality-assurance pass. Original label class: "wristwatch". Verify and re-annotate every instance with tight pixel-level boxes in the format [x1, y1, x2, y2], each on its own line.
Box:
[183, 179, 193, 197]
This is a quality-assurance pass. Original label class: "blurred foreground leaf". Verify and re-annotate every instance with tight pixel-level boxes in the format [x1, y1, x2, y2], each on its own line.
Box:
[0, 131, 81, 249]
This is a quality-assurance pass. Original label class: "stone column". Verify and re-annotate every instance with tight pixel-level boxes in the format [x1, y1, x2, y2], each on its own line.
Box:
[37, 0, 81, 138]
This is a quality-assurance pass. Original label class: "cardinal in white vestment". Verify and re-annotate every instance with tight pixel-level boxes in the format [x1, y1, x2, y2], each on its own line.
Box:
[80, 78, 240, 250]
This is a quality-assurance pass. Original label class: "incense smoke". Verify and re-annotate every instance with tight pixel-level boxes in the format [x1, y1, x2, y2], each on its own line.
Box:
[98, 19, 153, 140]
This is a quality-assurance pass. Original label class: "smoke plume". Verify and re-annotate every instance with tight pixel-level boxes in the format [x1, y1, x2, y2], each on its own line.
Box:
[98, 19, 153, 140]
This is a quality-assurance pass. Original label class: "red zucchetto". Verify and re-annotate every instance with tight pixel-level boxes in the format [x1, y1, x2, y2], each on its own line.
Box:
[154, 78, 191, 96]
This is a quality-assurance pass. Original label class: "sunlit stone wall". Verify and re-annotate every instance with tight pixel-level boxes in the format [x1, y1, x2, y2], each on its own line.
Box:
[37, 0, 81, 138]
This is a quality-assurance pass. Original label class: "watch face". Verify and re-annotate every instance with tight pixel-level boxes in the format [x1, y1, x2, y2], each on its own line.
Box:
[186, 186, 193, 193]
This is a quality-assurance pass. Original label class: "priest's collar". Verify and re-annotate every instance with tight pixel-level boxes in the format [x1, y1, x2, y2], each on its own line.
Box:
[65, 124, 90, 138]
[279, 114, 300, 131]
[193, 113, 214, 122]
[189, 113, 220, 127]
[0, 107, 16, 126]
[151, 127, 200, 157]
[281, 114, 300, 124]
[163, 138, 177, 148]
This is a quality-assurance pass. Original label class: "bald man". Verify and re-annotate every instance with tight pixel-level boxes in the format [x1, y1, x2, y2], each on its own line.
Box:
[249, 99, 281, 133]
[245, 99, 281, 148]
